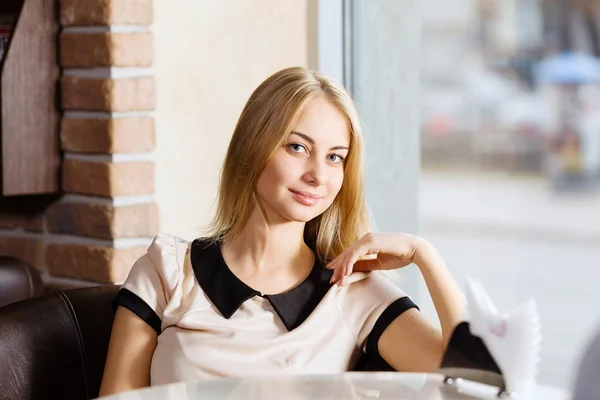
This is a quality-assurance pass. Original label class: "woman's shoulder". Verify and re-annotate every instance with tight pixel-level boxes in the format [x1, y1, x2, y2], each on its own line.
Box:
[343, 271, 407, 302]
[146, 233, 191, 271]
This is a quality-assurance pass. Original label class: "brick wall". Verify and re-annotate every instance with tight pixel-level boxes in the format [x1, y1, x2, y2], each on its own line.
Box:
[0, 0, 157, 290]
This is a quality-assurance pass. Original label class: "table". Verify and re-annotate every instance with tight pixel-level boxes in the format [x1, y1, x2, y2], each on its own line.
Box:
[98, 372, 569, 400]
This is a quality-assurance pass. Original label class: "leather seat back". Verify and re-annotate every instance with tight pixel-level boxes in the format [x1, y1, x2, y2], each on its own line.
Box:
[0, 257, 44, 308]
[0, 285, 119, 400]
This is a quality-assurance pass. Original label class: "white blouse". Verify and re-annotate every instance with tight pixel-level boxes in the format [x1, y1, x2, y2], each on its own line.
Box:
[112, 234, 418, 385]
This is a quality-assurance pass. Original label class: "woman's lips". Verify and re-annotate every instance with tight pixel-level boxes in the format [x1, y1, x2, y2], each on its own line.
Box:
[289, 189, 322, 206]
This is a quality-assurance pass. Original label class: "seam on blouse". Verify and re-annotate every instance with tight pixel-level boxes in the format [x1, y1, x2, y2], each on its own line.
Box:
[251, 360, 299, 375]
[357, 293, 406, 352]
[115, 288, 163, 334]
[332, 296, 360, 350]
[365, 295, 415, 355]
[152, 235, 181, 312]
[172, 235, 181, 295]
[163, 235, 181, 309]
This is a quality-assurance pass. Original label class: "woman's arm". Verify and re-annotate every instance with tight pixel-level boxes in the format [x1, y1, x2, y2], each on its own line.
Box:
[327, 233, 466, 372]
[378, 240, 466, 372]
[414, 240, 466, 349]
[98, 307, 158, 397]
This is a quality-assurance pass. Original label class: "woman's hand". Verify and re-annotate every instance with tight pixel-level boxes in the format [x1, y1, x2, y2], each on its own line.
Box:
[326, 232, 432, 286]
[328, 233, 465, 355]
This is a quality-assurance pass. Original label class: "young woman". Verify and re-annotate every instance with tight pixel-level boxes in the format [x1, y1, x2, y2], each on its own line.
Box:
[99, 67, 465, 396]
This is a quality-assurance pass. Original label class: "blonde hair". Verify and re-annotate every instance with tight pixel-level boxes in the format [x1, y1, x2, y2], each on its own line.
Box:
[207, 67, 370, 264]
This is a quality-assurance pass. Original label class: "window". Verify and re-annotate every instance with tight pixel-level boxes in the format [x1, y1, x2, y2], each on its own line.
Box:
[319, 0, 600, 390]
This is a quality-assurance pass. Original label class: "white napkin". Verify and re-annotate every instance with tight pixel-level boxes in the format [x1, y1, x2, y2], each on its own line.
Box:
[462, 276, 543, 396]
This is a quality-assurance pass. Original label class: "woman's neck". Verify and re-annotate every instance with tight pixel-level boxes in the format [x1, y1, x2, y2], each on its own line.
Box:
[222, 207, 312, 279]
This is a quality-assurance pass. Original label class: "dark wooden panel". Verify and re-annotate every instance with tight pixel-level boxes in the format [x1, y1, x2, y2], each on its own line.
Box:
[1, 0, 59, 196]
[0, 1, 23, 15]
[0, 194, 57, 213]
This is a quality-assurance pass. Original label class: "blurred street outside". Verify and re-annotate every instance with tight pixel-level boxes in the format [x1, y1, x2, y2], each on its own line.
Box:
[418, 170, 600, 390]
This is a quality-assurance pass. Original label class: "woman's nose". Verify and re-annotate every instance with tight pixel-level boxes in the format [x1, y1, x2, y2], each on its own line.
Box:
[303, 159, 327, 186]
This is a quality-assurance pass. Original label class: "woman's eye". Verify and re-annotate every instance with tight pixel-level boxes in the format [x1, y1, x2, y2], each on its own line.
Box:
[287, 143, 307, 153]
[328, 154, 345, 164]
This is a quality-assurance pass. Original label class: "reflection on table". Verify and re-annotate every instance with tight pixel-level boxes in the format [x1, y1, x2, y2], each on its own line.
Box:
[98, 372, 570, 400]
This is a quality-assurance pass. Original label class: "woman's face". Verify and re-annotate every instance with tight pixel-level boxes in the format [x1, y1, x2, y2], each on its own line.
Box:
[256, 97, 350, 224]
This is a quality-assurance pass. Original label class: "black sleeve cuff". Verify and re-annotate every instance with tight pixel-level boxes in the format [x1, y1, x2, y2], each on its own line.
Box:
[112, 288, 162, 335]
[365, 296, 419, 358]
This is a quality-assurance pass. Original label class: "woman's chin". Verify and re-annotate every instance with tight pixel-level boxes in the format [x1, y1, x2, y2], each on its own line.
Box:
[282, 207, 325, 223]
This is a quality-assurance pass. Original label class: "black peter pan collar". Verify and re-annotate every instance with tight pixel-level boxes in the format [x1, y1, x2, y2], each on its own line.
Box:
[190, 238, 334, 331]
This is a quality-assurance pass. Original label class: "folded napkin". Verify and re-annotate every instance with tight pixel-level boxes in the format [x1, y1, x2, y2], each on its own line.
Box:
[440, 277, 542, 397]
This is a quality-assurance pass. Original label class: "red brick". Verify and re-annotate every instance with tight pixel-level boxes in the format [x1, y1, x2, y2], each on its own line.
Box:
[62, 160, 154, 197]
[0, 236, 45, 271]
[61, 76, 155, 112]
[60, 0, 153, 26]
[61, 117, 155, 153]
[46, 201, 158, 239]
[60, 32, 153, 68]
[46, 243, 147, 283]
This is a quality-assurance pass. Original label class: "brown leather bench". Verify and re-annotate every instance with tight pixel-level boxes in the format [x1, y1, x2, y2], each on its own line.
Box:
[0, 285, 119, 400]
[0, 256, 44, 308]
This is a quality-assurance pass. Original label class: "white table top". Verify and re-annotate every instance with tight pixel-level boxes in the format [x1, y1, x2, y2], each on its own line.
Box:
[98, 372, 570, 400]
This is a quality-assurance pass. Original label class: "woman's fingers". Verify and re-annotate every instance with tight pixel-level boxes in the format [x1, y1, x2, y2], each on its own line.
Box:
[328, 234, 379, 285]
[331, 253, 355, 287]
[330, 257, 347, 285]
[329, 266, 339, 284]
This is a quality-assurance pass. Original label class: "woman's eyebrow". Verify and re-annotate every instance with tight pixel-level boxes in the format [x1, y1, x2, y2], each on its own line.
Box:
[290, 131, 314, 143]
[290, 131, 349, 151]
